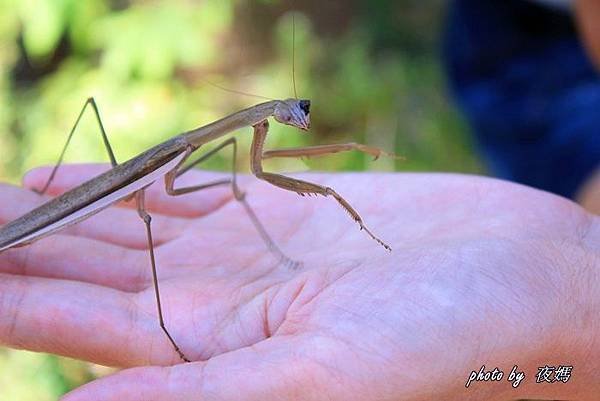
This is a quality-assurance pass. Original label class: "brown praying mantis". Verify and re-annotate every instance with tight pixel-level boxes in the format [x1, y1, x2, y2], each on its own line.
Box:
[0, 96, 396, 362]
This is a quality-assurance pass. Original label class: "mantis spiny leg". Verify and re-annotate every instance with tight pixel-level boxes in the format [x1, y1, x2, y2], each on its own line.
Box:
[250, 119, 392, 251]
[262, 142, 402, 161]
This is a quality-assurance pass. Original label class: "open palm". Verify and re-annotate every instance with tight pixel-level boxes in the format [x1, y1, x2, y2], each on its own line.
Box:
[0, 165, 598, 401]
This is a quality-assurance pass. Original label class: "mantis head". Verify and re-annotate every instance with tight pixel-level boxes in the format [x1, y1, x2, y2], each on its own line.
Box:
[274, 99, 310, 131]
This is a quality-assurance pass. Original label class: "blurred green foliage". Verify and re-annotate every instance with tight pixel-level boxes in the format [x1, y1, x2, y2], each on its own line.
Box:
[0, 0, 483, 399]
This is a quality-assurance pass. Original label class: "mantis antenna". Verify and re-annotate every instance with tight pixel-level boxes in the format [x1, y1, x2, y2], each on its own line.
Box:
[198, 77, 274, 101]
[292, 11, 298, 99]
[199, 10, 300, 102]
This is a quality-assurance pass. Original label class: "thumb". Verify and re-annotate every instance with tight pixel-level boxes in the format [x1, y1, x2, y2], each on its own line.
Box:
[61, 337, 330, 401]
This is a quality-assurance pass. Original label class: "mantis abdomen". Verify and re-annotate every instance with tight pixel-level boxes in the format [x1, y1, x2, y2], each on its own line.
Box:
[0, 136, 189, 251]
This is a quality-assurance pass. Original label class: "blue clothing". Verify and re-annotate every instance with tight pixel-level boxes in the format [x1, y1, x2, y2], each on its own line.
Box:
[444, 0, 600, 198]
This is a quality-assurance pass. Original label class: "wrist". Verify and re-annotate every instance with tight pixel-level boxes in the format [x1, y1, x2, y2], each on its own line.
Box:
[567, 214, 600, 398]
[576, 167, 600, 214]
[466, 215, 600, 400]
[529, 214, 600, 399]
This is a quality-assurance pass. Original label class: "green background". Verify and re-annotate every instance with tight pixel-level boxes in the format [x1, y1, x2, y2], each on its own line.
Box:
[0, 0, 483, 399]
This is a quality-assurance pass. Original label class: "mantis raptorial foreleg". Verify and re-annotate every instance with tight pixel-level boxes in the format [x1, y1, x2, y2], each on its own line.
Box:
[135, 189, 191, 363]
[36, 97, 118, 195]
[262, 143, 402, 161]
[165, 139, 300, 268]
[251, 120, 391, 251]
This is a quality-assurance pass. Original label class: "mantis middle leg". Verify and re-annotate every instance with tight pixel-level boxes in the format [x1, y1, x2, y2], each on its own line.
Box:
[135, 189, 190, 363]
[164, 138, 300, 268]
[135, 137, 303, 362]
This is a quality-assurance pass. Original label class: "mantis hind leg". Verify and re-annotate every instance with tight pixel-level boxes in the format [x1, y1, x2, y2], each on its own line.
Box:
[164, 138, 301, 269]
[36, 97, 118, 195]
[135, 189, 190, 363]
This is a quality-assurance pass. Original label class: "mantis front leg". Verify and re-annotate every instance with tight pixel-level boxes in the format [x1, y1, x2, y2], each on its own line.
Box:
[262, 143, 402, 161]
[250, 120, 392, 251]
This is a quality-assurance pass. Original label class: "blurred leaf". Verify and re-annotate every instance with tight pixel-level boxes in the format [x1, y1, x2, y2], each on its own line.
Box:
[19, 0, 70, 61]
[94, 1, 234, 80]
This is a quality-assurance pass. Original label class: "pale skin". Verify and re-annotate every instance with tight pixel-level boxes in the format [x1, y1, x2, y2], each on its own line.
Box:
[0, 164, 598, 400]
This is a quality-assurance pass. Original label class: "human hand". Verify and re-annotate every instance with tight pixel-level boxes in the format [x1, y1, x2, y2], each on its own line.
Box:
[576, 0, 600, 71]
[1, 166, 598, 400]
[577, 166, 600, 214]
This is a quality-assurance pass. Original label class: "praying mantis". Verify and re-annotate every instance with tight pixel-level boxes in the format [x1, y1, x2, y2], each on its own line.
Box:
[0, 96, 396, 362]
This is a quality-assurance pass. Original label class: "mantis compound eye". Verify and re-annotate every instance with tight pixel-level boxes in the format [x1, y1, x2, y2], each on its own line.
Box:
[299, 99, 310, 116]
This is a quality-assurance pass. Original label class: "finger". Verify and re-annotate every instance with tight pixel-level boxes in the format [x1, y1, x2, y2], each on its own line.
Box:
[0, 183, 49, 224]
[0, 182, 188, 249]
[0, 273, 172, 366]
[61, 336, 331, 401]
[0, 234, 147, 291]
[23, 164, 245, 218]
